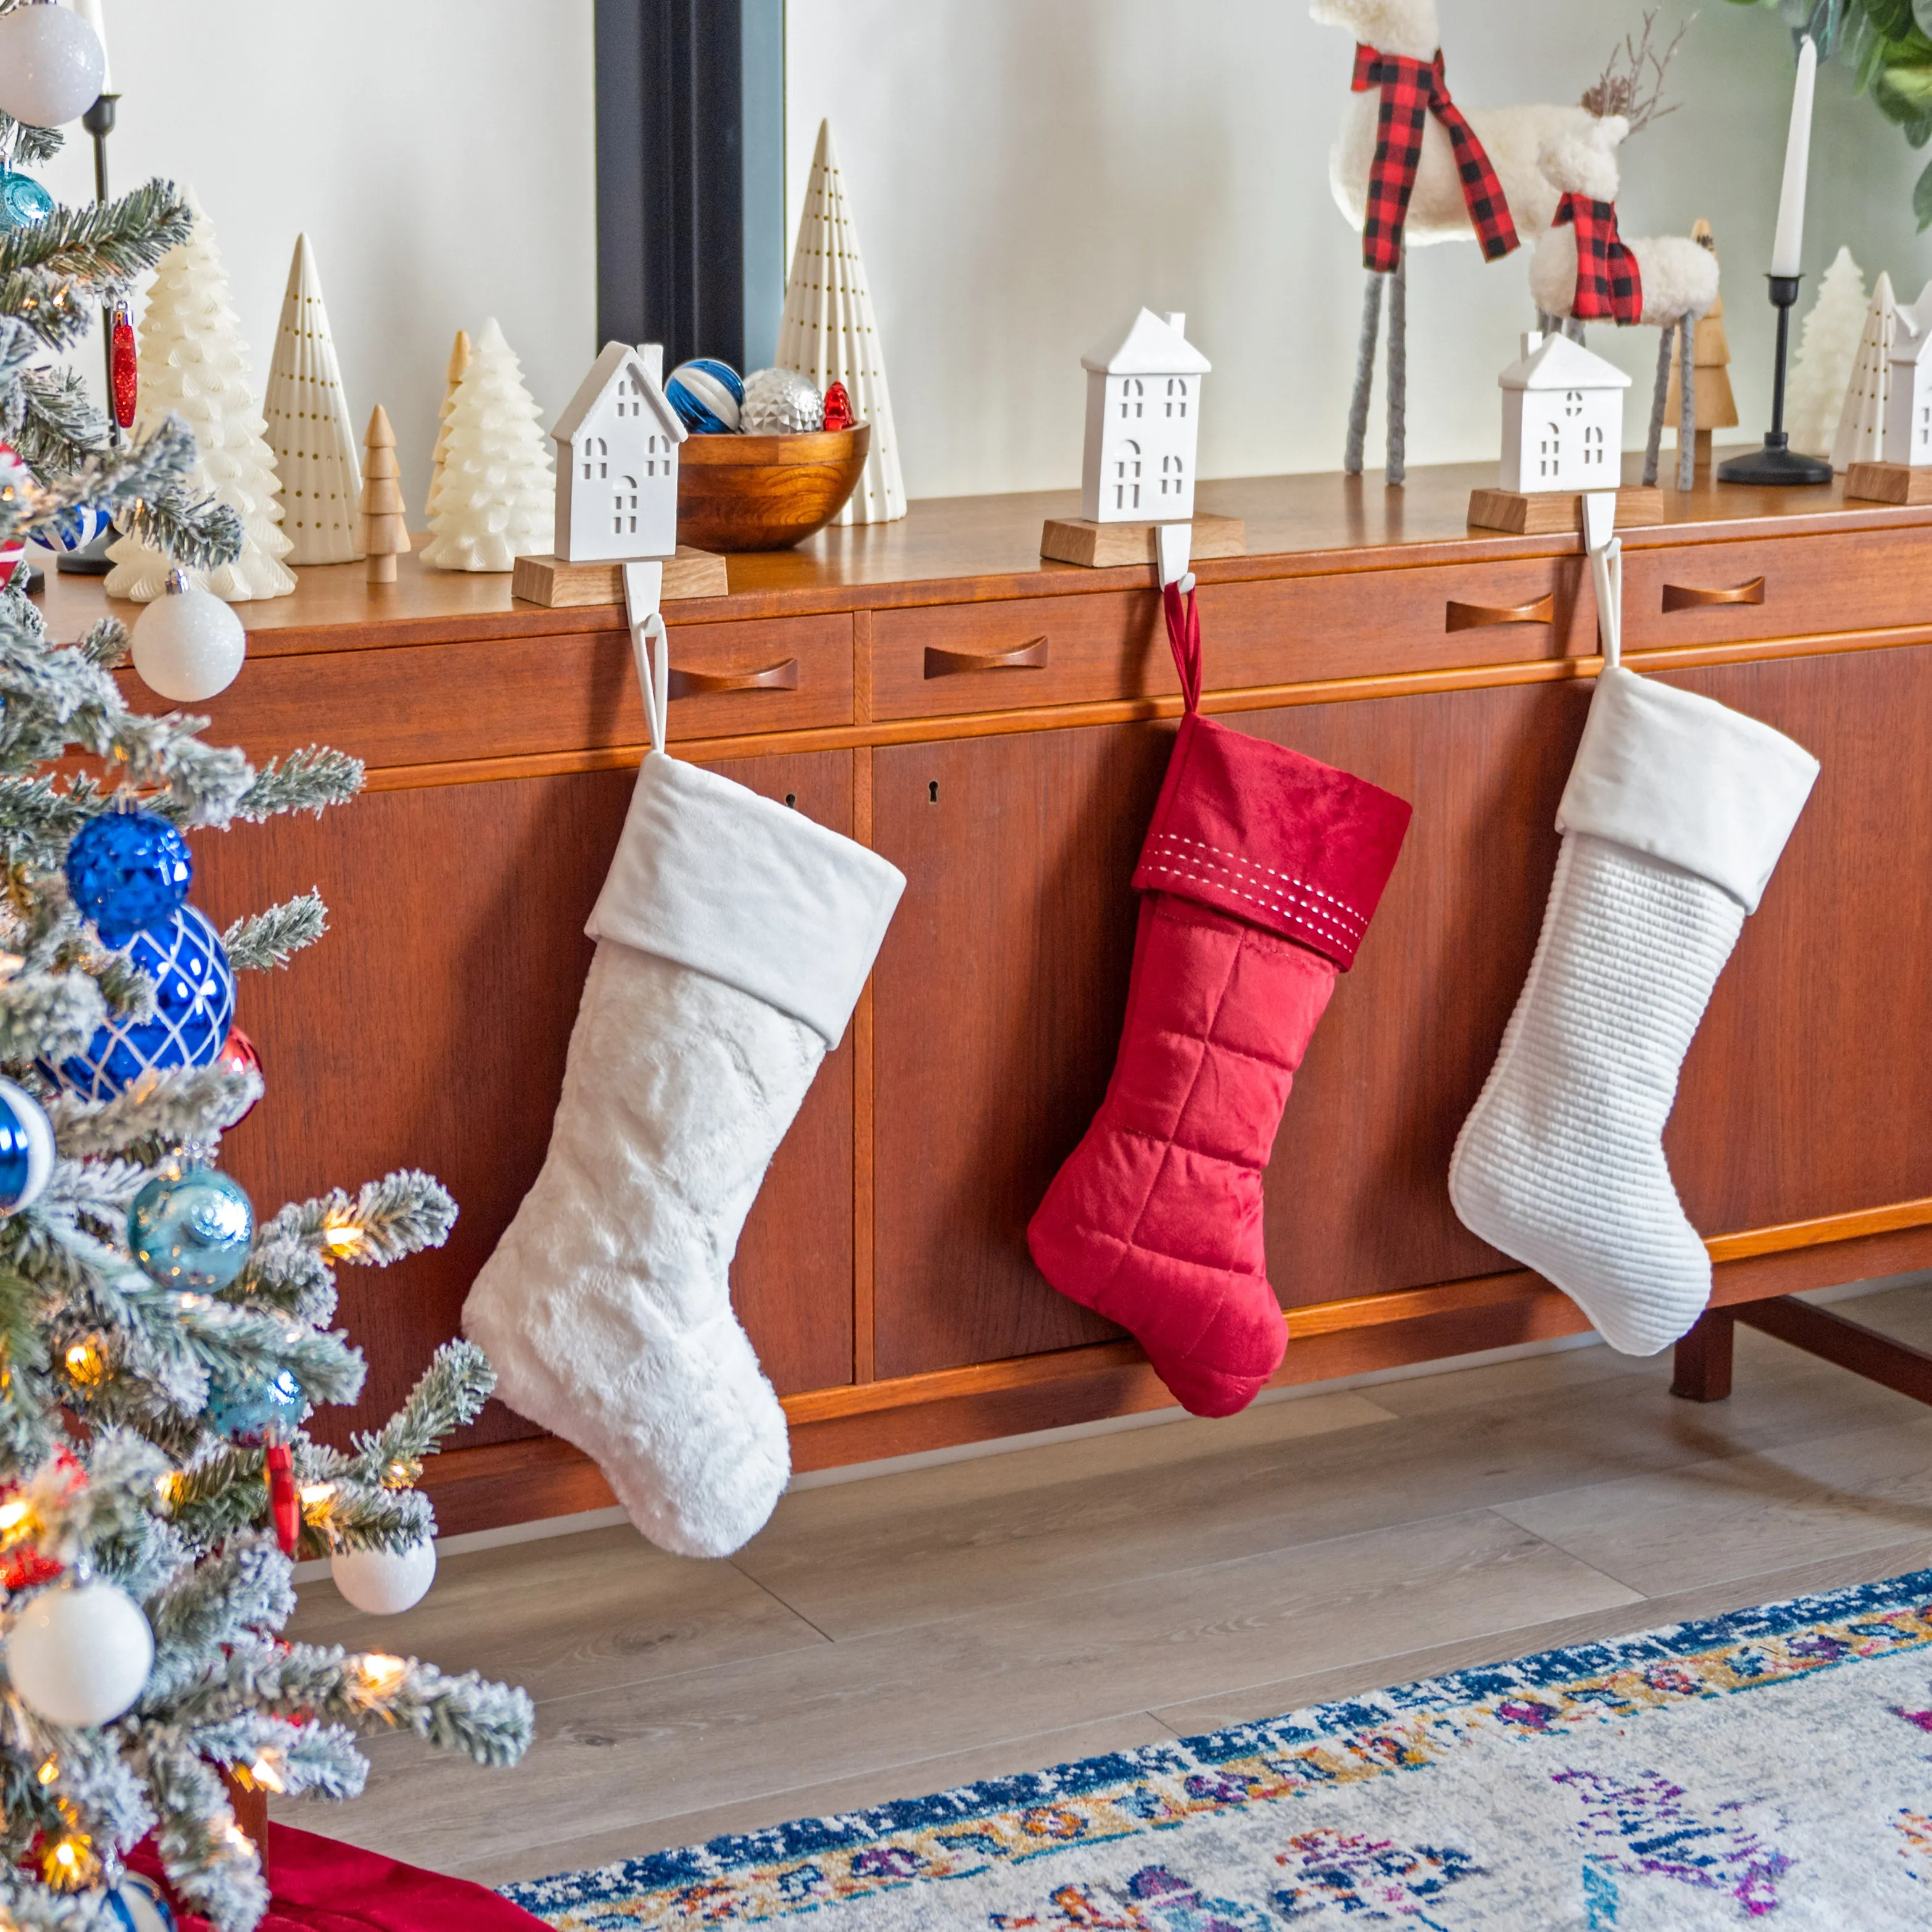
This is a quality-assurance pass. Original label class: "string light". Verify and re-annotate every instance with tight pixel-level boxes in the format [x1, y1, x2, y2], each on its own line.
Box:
[299, 1481, 335, 1511]
[223, 1822, 253, 1855]
[322, 1222, 364, 1258]
[62, 1340, 104, 1387]
[35, 1758, 56, 1787]
[41, 1831, 94, 1889]
[355, 1653, 407, 1698]
[384, 1459, 422, 1490]
[0, 1498, 31, 1535]
[157, 1470, 186, 1509]
[246, 1754, 285, 1794]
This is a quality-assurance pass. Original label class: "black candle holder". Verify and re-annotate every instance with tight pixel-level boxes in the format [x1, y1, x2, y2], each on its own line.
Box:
[60, 91, 120, 578]
[1718, 274, 1834, 486]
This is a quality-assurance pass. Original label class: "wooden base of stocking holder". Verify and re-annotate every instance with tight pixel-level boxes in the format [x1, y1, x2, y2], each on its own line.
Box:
[1844, 462, 1932, 507]
[1467, 485, 1665, 536]
[1039, 513, 1246, 569]
[511, 544, 729, 608]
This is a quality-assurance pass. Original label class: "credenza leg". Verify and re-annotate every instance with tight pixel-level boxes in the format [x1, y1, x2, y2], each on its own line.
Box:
[1671, 1308, 1736, 1403]
[1733, 1295, 1932, 1408]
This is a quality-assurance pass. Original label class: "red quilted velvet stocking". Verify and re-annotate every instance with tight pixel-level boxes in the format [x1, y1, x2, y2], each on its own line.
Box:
[1028, 584, 1412, 1417]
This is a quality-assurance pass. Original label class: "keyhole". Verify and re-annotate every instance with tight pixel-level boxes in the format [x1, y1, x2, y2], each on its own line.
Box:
[784, 793, 797, 808]
[928, 781, 940, 803]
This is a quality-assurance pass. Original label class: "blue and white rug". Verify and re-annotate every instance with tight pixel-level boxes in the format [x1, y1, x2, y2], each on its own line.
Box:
[508, 1567, 1932, 1928]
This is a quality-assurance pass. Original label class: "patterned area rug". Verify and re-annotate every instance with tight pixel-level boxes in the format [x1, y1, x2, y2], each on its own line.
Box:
[507, 1567, 1932, 1928]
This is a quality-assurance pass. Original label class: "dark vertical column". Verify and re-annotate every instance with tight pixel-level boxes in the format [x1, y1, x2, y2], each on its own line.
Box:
[595, 0, 747, 373]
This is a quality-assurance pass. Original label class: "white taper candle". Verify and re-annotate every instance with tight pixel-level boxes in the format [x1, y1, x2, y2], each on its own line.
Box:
[70, 0, 112, 96]
[1770, 35, 1817, 279]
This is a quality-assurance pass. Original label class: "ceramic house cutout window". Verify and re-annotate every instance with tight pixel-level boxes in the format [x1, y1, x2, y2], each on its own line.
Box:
[1161, 453, 1184, 496]
[581, 436, 608, 483]
[612, 477, 639, 536]
[644, 433, 670, 478]
[1121, 379, 1145, 420]
[552, 340, 686, 562]
[1080, 309, 1210, 524]
[1166, 378, 1189, 419]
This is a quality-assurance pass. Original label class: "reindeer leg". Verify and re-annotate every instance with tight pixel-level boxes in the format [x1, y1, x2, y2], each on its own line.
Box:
[1387, 243, 1408, 487]
[1565, 315, 1586, 345]
[1643, 325, 1672, 488]
[1345, 270, 1383, 476]
[1677, 317, 1698, 493]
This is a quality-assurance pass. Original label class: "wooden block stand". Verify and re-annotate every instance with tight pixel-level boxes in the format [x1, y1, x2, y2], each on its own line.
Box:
[1040, 512, 1245, 569]
[1467, 485, 1665, 536]
[1846, 462, 1932, 507]
[512, 544, 729, 608]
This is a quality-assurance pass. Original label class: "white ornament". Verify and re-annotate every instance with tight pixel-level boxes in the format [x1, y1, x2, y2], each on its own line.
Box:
[420, 317, 554, 573]
[131, 573, 246, 701]
[5, 1580, 152, 1727]
[330, 1539, 435, 1615]
[0, 3, 106, 129]
[109, 1874, 175, 1932]
[265, 234, 364, 565]
[776, 120, 906, 524]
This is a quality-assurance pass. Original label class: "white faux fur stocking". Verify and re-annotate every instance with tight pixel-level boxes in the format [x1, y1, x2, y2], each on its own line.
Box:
[463, 748, 903, 1556]
[1449, 612, 1818, 1354]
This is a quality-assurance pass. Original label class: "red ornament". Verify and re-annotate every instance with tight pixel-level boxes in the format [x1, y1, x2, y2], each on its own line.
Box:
[0, 439, 27, 583]
[217, 1026, 262, 1123]
[110, 304, 137, 431]
[821, 381, 854, 432]
[264, 1438, 299, 1556]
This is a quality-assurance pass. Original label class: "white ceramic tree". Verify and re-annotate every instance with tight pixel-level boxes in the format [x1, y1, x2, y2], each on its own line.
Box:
[777, 119, 906, 524]
[265, 232, 363, 563]
[420, 318, 553, 572]
[1786, 247, 1868, 460]
[104, 192, 296, 602]
[1832, 272, 1897, 471]
[426, 327, 471, 523]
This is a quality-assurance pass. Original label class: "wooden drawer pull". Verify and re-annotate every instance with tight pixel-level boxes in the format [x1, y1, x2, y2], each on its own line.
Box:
[1662, 576, 1766, 612]
[924, 636, 1049, 679]
[1444, 593, 1554, 632]
[665, 657, 800, 699]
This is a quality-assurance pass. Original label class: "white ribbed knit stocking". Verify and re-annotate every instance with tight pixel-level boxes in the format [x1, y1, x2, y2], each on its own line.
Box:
[1449, 518, 1818, 1355]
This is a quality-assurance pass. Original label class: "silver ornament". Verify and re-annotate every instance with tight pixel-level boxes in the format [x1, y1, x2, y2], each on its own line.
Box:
[741, 367, 825, 435]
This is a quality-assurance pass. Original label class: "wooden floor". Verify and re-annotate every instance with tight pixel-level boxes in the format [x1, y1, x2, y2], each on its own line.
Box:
[279, 1282, 1932, 1891]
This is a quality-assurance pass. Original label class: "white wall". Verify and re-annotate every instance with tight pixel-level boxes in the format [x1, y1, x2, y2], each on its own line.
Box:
[39, 0, 595, 520]
[786, 0, 1932, 499]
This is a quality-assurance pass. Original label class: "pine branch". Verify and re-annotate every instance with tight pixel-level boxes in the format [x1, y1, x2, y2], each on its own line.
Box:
[225, 1233, 336, 1327]
[47, 1064, 262, 1161]
[261, 1171, 457, 1269]
[189, 1713, 367, 1803]
[127, 1732, 270, 1932]
[346, 1341, 494, 1491]
[144, 1536, 296, 1708]
[234, 747, 363, 821]
[0, 115, 64, 170]
[0, 965, 101, 1065]
[0, 181, 193, 286]
[223, 893, 326, 972]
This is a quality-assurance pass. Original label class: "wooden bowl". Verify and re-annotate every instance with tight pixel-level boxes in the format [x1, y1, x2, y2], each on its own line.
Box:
[676, 423, 871, 552]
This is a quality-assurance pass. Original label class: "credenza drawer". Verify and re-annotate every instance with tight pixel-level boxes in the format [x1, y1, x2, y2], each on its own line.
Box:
[147, 612, 855, 769]
[871, 559, 1596, 718]
[1623, 526, 1932, 650]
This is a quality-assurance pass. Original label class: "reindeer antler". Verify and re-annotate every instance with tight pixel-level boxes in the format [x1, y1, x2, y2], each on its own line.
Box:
[1582, 9, 1691, 135]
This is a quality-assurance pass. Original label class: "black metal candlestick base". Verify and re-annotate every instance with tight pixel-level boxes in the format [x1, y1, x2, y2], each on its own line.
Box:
[1718, 273, 1833, 486]
[61, 93, 120, 579]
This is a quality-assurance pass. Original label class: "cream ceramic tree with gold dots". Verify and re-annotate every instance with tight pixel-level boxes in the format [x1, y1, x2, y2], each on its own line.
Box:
[426, 327, 470, 523]
[777, 119, 906, 523]
[264, 233, 363, 564]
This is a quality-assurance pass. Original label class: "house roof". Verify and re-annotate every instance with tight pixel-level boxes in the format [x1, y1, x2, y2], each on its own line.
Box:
[552, 341, 686, 444]
[1500, 331, 1631, 392]
[1082, 308, 1211, 376]
[1889, 284, 1932, 365]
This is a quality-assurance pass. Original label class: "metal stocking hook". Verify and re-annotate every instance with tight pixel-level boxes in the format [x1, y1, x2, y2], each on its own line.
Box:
[623, 561, 669, 754]
[1156, 520, 1195, 596]
[1582, 490, 1622, 676]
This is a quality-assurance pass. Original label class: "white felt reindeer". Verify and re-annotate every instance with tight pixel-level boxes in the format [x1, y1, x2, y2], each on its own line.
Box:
[1312, 0, 1596, 483]
[1528, 28, 1716, 492]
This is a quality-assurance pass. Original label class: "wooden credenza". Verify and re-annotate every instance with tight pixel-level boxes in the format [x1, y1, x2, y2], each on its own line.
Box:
[51, 462, 1932, 1534]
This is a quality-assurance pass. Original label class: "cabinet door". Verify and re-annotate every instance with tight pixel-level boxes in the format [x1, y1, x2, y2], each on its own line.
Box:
[191, 750, 856, 1452]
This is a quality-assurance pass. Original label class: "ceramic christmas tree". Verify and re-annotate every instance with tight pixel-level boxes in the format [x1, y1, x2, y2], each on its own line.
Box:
[263, 233, 363, 564]
[420, 317, 553, 572]
[1662, 219, 1741, 473]
[776, 119, 906, 524]
[426, 326, 471, 523]
[1786, 246, 1868, 460]
[1832, 272, 1897, 471]
[104, 193, 297, 602]
[360, 404, 410, 581]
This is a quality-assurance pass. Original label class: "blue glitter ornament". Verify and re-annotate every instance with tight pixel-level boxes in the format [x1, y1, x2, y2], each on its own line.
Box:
[65, 810, 193, 947]
[30, 502, 110, 554]
[204, 1366, 305, 1446]
[0, 172, 53, 231]
[666, 359, 744, 434]
[128, 1164, 254, 1290]
[49, 905, 234, 1100]
[0, 1078, 51, 1214]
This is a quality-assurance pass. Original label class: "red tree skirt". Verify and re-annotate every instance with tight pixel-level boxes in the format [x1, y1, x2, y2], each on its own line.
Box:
[128, 1822, 549, 1931]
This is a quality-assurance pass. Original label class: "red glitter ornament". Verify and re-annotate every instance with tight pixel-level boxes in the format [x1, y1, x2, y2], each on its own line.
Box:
[821, 381, 854, 432]
[265, 1437, 299, 1556]
[110, 304, 137, 431]
[217, 1026, 262, 1123]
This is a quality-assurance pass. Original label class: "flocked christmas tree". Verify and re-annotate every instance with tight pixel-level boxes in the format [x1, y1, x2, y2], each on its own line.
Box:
[105, 192, 297, 602]
[420, 318, 552, 572]
[0, 92, 529, 1932]
[263, 233, 363, 566]
[1787, 246, 1868, 460]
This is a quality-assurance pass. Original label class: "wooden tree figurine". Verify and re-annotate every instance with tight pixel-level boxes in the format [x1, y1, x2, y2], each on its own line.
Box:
[360, 404, 410, 583]
[426, 328, 470, 523]
[1662, 220, 1740, 473]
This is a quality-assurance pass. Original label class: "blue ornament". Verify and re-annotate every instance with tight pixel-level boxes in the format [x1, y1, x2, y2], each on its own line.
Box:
[666, 358, 744, 434]
[0, 1077, 51, 1214]
[49, 905, 234, 1100]
[0, 172, 53, 232]
[65, 810, 193, 947]
[204, 1364, 305, 1445]
[128, 1164, 254, 1290]
[30, 502, 110, 554]
[108, 1872, 176, 1932]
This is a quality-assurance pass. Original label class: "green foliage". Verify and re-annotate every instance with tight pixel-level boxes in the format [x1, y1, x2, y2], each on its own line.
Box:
[1726, 0, 1932, 224]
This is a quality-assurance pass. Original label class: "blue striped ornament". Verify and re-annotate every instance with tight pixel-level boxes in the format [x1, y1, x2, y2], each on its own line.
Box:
[667, 359, 744, 434]
[30, 502, 110, 552]
[107, 1875, 175, 1932]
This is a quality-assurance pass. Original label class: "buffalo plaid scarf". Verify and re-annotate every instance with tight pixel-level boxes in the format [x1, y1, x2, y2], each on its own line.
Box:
[1352, 43, 1518, 272]
[1554, 193, 1643, 324]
